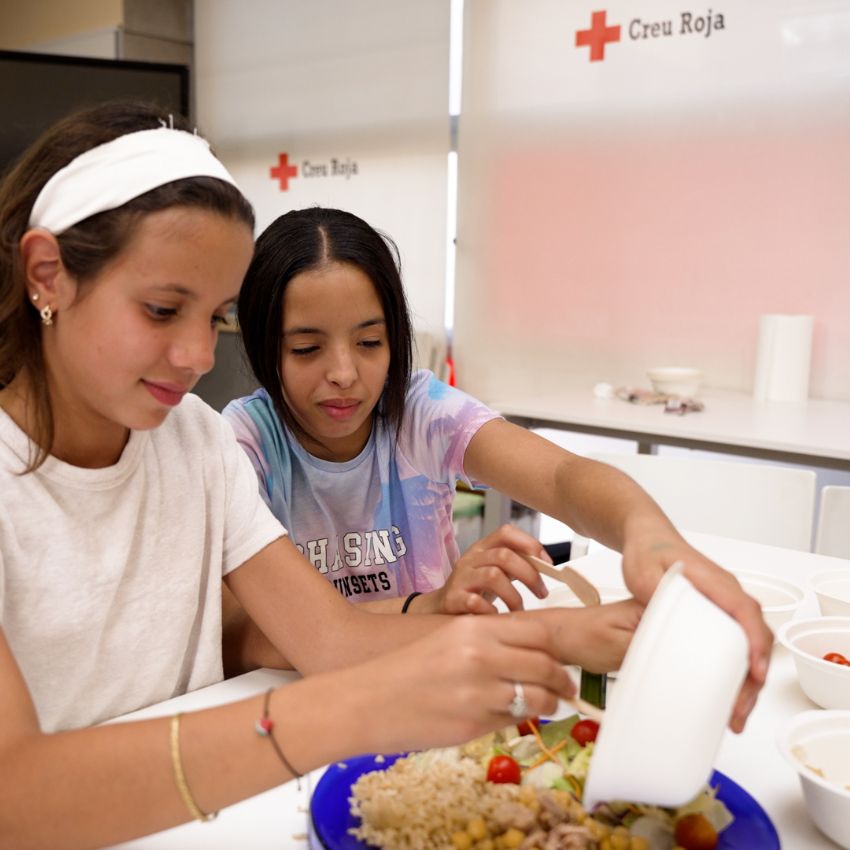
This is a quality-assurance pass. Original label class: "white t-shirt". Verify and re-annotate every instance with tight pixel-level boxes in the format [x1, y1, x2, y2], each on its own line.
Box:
[0, 393, 284, 733]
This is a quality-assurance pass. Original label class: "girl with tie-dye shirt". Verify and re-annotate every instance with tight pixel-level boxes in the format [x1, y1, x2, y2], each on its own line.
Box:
[221, 208, 770, 736]
[223, 206, 556, 618]
[220, 207, 771, 734]
[224, 369, 500, 602]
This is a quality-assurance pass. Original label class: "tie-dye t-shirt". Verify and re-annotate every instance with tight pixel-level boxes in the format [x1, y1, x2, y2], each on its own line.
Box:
[222, 370, 501, 601]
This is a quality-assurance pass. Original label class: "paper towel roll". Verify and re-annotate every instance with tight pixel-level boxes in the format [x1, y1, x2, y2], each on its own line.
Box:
[753, 314, 813, 402]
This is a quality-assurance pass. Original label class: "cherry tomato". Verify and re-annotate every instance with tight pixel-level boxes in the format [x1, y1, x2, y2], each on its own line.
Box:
[516, 717, 540, 737]
[823, 652, 850, 666]
[570, 719, 600, 746]
[486, 754, 521, 784]
[674, 813, 719, 850]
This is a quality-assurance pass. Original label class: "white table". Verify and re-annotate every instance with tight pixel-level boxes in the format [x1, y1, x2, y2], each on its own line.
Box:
[107, 532, 848, 850]
[488, 385, 850, 468]
[483, 384, 850, 531]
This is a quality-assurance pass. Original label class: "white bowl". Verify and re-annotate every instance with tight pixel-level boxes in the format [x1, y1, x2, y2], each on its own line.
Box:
[732, 569, 805, 634]
[646, 367, 702, 397]
[811, 569, 850, 617]
[583, 563, 748, 810]
[777, 709, 850, 849]
[778, 617, 850, 709]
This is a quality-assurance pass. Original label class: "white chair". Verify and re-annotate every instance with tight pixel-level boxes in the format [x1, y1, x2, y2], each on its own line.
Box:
[571, 452, 817, 557]
[814, 485, 850, 560]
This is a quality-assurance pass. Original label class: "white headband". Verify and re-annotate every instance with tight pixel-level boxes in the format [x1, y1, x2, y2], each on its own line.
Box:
[28, 127, 240, 235]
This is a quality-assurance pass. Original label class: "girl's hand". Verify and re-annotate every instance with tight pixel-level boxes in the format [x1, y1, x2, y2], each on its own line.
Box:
[619, 524, 772, 733]
[423, 525, 551, 615]
[340, 614, 576, 754]
[521, 598, 644, 673]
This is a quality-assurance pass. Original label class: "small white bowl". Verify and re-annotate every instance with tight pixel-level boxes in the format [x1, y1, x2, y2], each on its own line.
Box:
[733, 569, 805, 634]
[583, 563, 748, 810]
[778, 709, 850, 849]
[778, 617, 850, 709]
[812, 569, 850, 617]
[646, 367, 703, 397]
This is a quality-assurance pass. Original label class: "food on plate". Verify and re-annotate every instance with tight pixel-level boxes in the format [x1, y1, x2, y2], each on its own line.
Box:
[486, 754, 521, 785]
[570, 719, 600, 747]
[516, 718, 541, 737]
[673, 813, 718, 849]
[348, 717, 733, 850]
[822, 651, 850, 666]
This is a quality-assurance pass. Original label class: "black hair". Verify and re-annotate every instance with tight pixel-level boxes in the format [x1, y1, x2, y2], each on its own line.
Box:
[238, 207, 413, 442]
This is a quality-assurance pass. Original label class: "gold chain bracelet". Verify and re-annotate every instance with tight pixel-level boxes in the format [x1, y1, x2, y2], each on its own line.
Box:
[169, 713, 218, 823]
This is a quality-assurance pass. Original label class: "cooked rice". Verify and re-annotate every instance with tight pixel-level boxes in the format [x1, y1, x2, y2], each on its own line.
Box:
[349, 755, 523, 849]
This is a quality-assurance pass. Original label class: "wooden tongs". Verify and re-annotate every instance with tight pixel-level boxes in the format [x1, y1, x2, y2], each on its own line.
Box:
[521, 553, 601, 607]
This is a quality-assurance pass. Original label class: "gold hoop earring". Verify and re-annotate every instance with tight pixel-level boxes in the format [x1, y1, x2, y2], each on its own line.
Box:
[40, 305, 53, 326]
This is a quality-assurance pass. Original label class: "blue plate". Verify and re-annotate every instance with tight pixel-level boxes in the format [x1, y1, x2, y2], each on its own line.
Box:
[309, 755, 779, 850]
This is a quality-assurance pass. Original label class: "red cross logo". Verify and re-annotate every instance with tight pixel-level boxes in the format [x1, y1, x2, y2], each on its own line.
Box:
[576, 10, 621, 62]
[270, 153, 298, 191]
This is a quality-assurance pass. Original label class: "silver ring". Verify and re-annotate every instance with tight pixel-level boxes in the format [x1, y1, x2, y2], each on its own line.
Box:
[508, 681, 530, 719]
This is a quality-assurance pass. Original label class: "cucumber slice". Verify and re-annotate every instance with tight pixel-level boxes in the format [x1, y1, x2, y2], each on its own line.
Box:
[579, 670, 607, 709]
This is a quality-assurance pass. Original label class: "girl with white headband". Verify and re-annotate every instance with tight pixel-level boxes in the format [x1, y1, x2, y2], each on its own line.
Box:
[0, 101, 650, 847]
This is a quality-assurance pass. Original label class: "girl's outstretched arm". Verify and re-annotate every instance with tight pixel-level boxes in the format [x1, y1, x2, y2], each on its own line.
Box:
[0, 608, 579, 849]
[463, 417, 772, 732]
[225, 533, 640, 682]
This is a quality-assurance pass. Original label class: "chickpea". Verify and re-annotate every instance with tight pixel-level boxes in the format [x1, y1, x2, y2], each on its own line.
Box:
[599, 839, 613, 850]
[451, 831, 473, 850]
[501, 827, 525, 849]
[475, 840, 494, 850]
[586, 819, 612, 840]
[518, 787, 541, 813]
[609, 828, 631, 850]
[552, 790, 573, 807]
[629, 836, 650, 850]
[467, 818, 487, 841]
[518, 786, 537, 805]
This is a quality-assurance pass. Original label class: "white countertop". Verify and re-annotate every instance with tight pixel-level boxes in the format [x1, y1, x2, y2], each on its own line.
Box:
[106, 531, 849, 849]
[487, 384, 850, 467]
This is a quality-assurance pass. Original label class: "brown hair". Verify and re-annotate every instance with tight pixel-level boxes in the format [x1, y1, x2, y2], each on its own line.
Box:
[0, 101, 254, 471]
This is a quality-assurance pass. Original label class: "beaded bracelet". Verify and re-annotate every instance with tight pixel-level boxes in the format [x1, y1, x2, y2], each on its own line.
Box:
[256, 688, 302, 789]
[169, 713, 218, 823]
[401, 591, 422, 613]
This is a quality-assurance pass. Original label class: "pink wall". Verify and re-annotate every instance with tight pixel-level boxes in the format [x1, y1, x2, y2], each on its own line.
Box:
[457, 118, 850, 401]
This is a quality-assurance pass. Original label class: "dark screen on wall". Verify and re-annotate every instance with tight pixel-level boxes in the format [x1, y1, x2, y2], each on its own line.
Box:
[0, 50, 188, 178]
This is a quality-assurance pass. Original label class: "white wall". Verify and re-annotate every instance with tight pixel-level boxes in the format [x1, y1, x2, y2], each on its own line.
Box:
[453, 0, 850, 402]
[194, 0, 452, 337]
